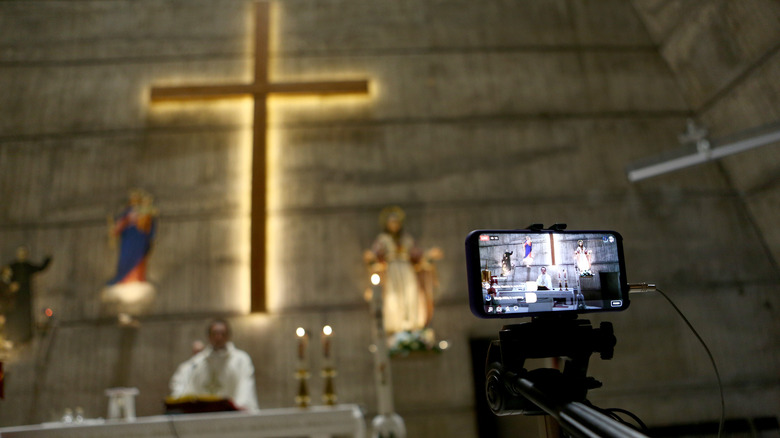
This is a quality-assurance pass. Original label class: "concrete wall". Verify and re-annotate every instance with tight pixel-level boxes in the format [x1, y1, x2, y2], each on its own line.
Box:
[633, 0, 780, 263]
[0, 0, 778, 436]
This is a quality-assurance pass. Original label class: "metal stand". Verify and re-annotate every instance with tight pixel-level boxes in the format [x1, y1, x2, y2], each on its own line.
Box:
[368, 278, 406, 438]
[485, 316, 649, 438]
[295, 369, 311, 408]
[322, 366, 337, 406]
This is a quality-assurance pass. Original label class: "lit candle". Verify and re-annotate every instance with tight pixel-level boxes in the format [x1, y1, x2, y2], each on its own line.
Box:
[322, 325, 333, 360]
[296, 327, 308, 369]
[370, 274, 382, 327]
[368, 272, 395, 416]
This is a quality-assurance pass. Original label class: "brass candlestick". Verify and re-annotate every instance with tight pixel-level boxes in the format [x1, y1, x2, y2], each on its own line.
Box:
[322, 366, 337, 405]
[295, 368, 311, 408]
[321, 325, 337, 406]
[295, 327, 311, 408]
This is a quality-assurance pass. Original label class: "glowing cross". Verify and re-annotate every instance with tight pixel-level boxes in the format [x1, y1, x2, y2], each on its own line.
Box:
[150, 1, 370, 312]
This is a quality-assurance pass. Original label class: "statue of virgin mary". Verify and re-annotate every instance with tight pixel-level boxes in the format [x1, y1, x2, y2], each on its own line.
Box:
[101, 189, 158, 322]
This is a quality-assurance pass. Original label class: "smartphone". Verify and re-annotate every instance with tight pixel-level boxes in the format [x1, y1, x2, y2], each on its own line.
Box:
[466, 229, 630, 318]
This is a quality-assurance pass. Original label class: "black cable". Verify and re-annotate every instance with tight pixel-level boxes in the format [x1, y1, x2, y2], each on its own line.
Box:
[656, 287, 725, 438]
[582, 401, 621, 423]
[584, 401, 648, 433]
[607, 407, 649, 432]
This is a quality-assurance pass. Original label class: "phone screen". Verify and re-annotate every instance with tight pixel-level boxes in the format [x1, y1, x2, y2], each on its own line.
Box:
[466, 230, 629, 318]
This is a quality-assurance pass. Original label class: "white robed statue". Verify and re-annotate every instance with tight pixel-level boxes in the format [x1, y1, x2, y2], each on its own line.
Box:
[364, 207, 442, 338]
[574, 239, 593, 277]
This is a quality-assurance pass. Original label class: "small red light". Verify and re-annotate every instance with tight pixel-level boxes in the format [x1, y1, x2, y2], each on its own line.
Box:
[44, 308, 53, 318]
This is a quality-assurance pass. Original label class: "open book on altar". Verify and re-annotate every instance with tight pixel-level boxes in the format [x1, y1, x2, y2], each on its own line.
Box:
[164, 395, 240, 414]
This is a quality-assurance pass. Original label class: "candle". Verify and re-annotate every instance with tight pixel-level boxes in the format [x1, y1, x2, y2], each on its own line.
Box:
[294, 327, 311, 408]
[321, 325, 337, 406]
[322, 325, 333, 360]
[370, 274, 383, 331]
[296, 327, 308, 368]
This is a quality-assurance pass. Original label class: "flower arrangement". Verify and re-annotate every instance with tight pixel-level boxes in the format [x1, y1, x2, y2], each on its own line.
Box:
[388, 328, 442, 357]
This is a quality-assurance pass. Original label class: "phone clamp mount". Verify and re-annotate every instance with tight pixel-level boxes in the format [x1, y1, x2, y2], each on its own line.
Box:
[527, 223, 568, 232]
[486, 315, 614, 416]
[485, 315, 647, 437]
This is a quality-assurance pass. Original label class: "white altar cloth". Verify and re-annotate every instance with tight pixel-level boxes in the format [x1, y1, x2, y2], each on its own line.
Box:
[0, 404, 365, 438]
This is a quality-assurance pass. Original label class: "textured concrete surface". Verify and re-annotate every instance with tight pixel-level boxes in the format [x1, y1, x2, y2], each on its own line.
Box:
[0, 0, 778, 436]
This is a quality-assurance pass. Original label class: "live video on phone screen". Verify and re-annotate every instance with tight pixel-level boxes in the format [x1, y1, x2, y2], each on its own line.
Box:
[477, 232, 624, 315]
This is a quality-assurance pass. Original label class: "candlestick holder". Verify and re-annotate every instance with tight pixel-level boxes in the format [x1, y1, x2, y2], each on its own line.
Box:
[295, 368, 311, 408]
[322, 366, 337, 405]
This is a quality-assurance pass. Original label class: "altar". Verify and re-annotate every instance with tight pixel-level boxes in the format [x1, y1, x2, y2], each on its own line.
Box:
[0, 404, 365, 438]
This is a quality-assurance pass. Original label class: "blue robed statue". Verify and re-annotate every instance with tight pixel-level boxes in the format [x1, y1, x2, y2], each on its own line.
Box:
[108, 189, 157, 285]
[102, 189, 158, 321]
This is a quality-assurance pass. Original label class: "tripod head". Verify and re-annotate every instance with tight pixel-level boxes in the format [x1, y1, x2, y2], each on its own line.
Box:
[468, 226, 647, 436]
[485, 315, 616, 416]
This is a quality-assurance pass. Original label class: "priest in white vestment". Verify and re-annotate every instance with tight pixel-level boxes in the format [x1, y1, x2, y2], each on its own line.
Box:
[536, 267, 553, 290]
[169, 319, 259, 411]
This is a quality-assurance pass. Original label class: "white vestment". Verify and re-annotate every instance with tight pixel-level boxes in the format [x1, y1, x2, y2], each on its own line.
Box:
[169, 342, 259, 411]
[536, 273, 553, 289]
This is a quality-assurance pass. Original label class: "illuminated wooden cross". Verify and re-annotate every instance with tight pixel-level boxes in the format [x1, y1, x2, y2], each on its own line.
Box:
[150, 1, 369, 312]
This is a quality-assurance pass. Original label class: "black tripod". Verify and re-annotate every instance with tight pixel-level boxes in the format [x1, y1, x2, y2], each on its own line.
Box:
[485, 315, 649, 438]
